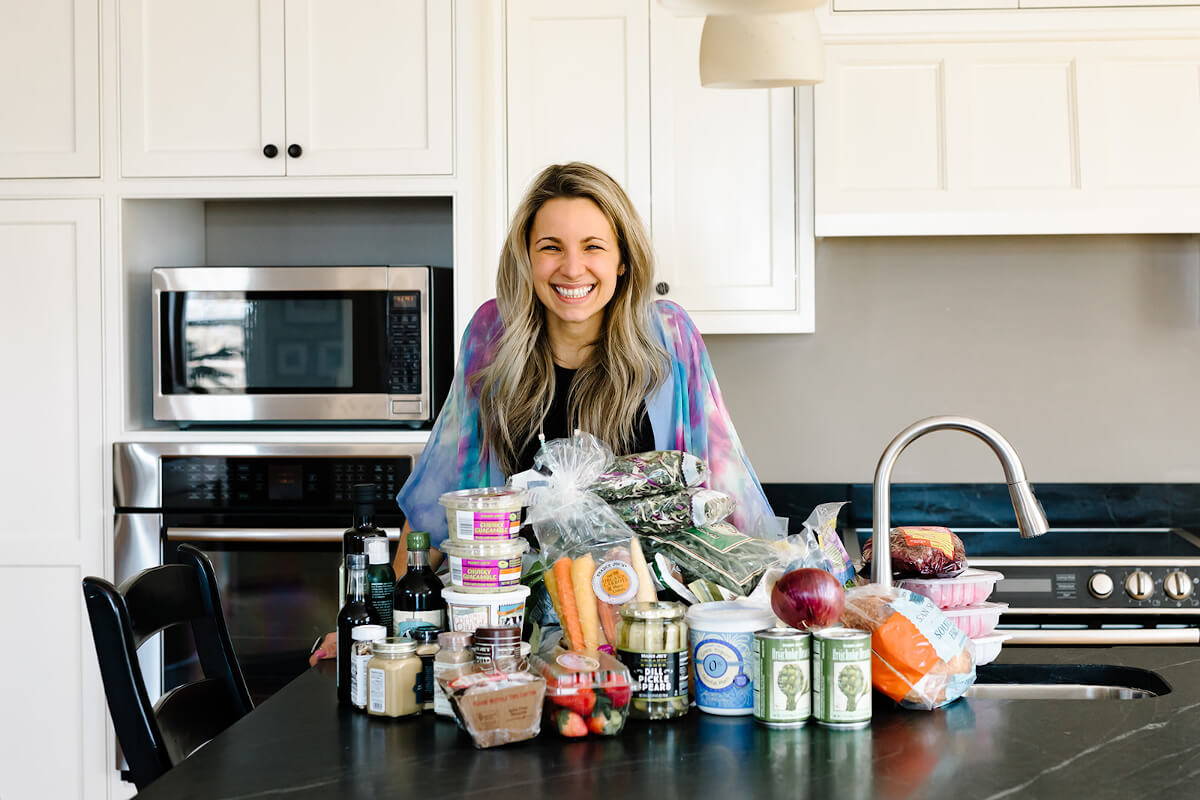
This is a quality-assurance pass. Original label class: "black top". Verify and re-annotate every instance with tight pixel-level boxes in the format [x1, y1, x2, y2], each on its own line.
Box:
[516, 364, 655, 473]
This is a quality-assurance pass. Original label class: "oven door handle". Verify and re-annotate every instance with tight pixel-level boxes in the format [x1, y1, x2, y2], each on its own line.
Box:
[166, 528, 348, 544]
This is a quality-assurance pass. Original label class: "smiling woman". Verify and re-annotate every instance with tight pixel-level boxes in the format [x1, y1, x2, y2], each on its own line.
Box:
[395, 162, 775, 550]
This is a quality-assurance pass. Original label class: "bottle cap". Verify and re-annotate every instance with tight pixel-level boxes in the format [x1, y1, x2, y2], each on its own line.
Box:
[473, 626, 521, 643]
[351, 624, 387, 642]
[367, 538, 390, 564]
[346, 553, 367, 570]
[354, 483, 377, 504]
[407, 530, 431, 550]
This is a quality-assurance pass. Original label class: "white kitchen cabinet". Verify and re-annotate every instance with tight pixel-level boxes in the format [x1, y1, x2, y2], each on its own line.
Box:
[0, 200, 106, 799]
[0, 0, 100, 177]
[119, 0, 453, 177]
[815, 35, 1200, 235]
[506, 1, 814, 333]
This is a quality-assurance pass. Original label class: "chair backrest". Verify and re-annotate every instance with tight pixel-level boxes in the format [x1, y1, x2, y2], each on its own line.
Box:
[82, 543, 254, 790]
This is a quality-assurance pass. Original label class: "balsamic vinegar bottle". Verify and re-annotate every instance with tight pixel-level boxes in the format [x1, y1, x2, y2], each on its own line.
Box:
[340, 483, 387, 603]
[392, 530, 446, 636]
[337, 553, 373, 705]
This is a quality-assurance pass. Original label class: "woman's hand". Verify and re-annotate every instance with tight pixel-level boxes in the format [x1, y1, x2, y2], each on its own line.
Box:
[309, 631, 337, 667]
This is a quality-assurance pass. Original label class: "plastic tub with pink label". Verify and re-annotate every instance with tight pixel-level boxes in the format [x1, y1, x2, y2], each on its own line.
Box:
[440, 537, 528, 593]
[439, 487, 527, 541]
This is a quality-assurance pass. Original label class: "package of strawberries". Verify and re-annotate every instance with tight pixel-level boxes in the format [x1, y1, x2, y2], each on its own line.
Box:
[531, 650, 633, 738]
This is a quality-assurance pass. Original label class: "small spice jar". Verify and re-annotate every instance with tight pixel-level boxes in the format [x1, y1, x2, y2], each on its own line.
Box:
[367, 637, 422, 718]
[409, 626, 441, 712]
[472, 626, 522, 671]
[434, 631, 475, 718]
[349, 624, 388, 711]
[616, 601, 690, 720]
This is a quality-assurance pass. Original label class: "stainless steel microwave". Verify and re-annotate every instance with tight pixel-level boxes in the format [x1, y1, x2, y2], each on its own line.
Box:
[153, 265, 452, 426]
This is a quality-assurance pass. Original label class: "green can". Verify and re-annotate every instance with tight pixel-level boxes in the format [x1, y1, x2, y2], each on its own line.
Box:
[752, 627, 811, 727]
[812, 627, 872, 728]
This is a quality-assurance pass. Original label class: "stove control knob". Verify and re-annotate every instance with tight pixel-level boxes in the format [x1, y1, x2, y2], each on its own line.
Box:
[1124, 570, 1154, 601]
[1164, 571, 1193, 601]
[1088, 572, 1114, 600]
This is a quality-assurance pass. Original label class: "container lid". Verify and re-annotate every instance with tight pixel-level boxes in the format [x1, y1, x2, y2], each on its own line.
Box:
[438, 486, 528, 512]
[345, 553, 367, 570]
[474, 626, 521, 642]
[897, 568, 1004, 587]
[372, 637, 418, 655]
[407, 530, 431, 550]
[439, 537, 529, 559]
[441, 584, 531, 603]
[351, 624, 388, 641]
[438, 631, 474, 650]
[684, 601, 775, 631]
[531, 650, 631, 696]
[619, 600, 686, 621]
[407, 626, 442, 644]
[941, 601, 1009, 618]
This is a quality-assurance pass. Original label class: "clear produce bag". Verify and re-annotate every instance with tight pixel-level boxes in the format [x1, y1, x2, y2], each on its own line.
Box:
[840, 584, 977, 711]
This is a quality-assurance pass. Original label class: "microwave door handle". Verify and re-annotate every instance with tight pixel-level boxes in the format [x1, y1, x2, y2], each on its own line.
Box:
[165, 528, 348, 544]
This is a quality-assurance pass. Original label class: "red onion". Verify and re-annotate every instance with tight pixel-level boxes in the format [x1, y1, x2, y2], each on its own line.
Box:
[771, 568, 846, 631]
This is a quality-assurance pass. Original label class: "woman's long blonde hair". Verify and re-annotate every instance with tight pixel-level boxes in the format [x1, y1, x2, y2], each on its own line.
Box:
[476, 162, 669, 476]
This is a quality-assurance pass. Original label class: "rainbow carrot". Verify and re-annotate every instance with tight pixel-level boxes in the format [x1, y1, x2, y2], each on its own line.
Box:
[571, 554, 603, 652]
[543, 568, 570, 649]
[597, 598, 620, 646]
[553, 557, 585, 653]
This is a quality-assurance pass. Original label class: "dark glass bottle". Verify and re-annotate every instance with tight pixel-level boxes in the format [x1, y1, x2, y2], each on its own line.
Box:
[340, 483, 387, 603]
[337, 553, 372, 705]
[366, 538, 396, 629]
[392, 530, 446, 636]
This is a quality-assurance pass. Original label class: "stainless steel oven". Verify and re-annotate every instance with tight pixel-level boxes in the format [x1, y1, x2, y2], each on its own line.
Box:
[114, 441, 422, 709]
[152, 265, 452, 426]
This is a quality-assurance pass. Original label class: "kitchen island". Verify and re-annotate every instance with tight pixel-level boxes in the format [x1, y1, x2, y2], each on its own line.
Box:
[133, 645, 1200, 799]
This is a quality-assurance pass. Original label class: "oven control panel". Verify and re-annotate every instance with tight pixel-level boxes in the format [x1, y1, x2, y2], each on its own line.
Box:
[160, 456, 413, 510]
[971, 560, 1200, 614]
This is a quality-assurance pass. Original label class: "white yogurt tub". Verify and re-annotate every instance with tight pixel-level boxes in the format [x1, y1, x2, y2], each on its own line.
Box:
[439, 487, 527, 541]
[442, 585, 531, 634]
[685, 602, 777, 716]
[440, 537, 529, 593]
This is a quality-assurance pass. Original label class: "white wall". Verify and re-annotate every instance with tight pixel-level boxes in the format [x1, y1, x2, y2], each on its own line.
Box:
[710, 234, 1200, 484]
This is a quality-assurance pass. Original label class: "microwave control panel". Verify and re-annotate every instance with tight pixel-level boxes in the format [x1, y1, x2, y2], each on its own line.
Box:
[387, 291, 422, 395]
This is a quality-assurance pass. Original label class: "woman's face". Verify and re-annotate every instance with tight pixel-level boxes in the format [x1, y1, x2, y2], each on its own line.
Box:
[528, 196, 623, 335]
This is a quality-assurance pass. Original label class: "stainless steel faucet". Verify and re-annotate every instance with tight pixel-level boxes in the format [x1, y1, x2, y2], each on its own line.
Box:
[871, 416, 1050, 587]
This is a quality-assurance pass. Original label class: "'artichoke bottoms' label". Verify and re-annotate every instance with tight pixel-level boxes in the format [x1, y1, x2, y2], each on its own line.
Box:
[813, 628, 872, 727]
[752, 629, 811, 727]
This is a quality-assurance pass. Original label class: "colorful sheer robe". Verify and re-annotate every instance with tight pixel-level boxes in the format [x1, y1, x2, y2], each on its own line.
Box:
[396, 298, 775, 547]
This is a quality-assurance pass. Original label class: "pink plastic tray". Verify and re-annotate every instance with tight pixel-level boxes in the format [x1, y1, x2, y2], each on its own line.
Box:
[942, 602, 1007, 638]
[897, 568, 1004, 609]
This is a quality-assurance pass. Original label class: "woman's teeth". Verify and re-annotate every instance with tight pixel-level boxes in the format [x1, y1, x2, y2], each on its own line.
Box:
[555, 285, 594, 299]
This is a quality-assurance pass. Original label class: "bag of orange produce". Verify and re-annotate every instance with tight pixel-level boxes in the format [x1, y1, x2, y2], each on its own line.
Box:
[525, 432, 657, 654]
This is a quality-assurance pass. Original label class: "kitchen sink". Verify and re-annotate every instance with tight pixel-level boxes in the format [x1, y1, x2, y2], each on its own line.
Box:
[966, 663, 1171, 700]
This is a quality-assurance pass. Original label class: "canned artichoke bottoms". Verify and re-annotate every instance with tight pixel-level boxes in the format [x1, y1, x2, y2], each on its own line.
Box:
[439, 487, 527, 541]
[440, 538, 528, 592]
[685, 602, 777, 716]
[752, 628, 811, 728]
[616, 601, 690, 720]
[812, 627, 872, 728]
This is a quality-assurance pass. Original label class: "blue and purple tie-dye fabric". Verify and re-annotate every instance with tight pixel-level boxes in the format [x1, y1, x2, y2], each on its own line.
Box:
[396, 298, 775, 547]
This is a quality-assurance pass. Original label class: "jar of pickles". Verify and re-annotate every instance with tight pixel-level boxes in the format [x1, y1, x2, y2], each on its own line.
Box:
[615, 601, 689, 719]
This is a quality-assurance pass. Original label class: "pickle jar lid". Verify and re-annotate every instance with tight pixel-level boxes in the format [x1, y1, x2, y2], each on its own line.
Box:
[619, 600, 686, 621]
[372, 637, 418, 655]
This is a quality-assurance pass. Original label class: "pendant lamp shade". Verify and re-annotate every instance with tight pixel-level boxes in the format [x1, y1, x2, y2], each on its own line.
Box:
[699, 12, 824, 89]
[659, 0, 824, 13]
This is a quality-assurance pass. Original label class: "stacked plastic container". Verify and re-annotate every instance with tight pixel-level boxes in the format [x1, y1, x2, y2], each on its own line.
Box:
[897, 568, 1009, 664]
[438, 487, 531, 634]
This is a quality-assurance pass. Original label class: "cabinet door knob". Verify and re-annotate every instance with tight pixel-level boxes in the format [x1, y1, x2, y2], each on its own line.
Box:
[287, 144, 303, 158]
[263, 144, 279, 158]
[655, 281, 670, 295]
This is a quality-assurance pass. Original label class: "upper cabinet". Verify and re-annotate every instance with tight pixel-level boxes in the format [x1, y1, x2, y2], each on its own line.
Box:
[119, 0, 453, 178]
[506, 1, 814, 334]
[0, 0, 100, 178]
[814, 9, 1200, 235]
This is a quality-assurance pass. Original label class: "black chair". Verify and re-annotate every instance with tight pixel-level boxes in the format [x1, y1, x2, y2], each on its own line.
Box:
[82, 543, 254, 790]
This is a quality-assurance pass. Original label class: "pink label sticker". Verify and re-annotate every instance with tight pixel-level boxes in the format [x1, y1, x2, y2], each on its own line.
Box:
[455, 509, 522, 540]
[450, 556, 522, 588]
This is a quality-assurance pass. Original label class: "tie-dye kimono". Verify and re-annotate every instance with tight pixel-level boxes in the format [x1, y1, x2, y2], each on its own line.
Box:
[397, 298, 775, 547]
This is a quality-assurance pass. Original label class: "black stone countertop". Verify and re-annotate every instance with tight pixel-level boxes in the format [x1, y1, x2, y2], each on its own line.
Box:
[135, 645, 1200, 800]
